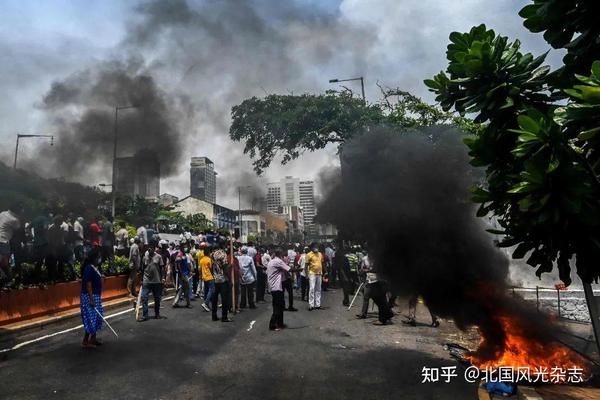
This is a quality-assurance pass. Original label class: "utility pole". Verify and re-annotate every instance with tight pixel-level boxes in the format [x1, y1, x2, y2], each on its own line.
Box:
[13, 134, 54, 169]
[238, 186, 242, 242]
[329, 76, 365, 102]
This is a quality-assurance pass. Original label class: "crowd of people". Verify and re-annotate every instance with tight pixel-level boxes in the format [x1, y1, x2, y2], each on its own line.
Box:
[1, 203, 439, 348]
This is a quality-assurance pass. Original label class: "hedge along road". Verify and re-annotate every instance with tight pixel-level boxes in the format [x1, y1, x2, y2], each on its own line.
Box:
[0, 290, 477, 400]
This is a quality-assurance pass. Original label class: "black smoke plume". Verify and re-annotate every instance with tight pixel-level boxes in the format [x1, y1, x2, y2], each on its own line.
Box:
[318, 126, 554, 359]
[36, 59, 183, 179]
[18, 0, 375, 205]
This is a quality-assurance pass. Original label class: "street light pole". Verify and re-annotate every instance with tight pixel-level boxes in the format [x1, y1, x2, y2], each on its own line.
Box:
[13, 134, 54, 169]
[237, 185, 252, 242]
[111, 105, 138, 219]
[238, 186, 242, 241]
[329, 76, 365, 102]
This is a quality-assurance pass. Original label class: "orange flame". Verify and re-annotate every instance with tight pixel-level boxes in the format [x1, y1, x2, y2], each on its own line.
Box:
[468, 315, 592, 383]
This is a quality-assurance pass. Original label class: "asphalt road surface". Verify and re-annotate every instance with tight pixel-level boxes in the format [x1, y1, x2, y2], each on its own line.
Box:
[1, 288, 477, 399]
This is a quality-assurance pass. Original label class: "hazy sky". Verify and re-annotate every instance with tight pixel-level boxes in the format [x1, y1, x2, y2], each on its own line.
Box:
[0, 0, 561, 209]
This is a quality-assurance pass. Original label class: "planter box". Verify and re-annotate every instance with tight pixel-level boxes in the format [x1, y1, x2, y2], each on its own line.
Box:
[0, 275, 129, 326]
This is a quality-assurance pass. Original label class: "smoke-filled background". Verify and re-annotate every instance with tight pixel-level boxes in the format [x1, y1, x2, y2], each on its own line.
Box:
[318, 126, 558, 357]
[0, 0, 562, 209]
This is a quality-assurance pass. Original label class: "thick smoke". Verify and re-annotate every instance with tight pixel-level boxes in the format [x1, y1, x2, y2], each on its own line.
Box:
[318, 126, 554, 359]
[21, 0, 374, 206]
[36, 59, 185, 178]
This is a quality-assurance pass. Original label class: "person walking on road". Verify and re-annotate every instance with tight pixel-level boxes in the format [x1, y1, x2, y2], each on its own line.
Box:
[138, 244, 165, 321]
[267, 247, 290, 331]
[172, 244, 192, 308]
[356, 253, 393, 325]
[306, 244, 324, 311]
[210, 246, 232, 322]
[80, 247, 104, 348]
[199, 244, 214, 312]
[237, 246, 257, 309]
[127, 237, 141, 297]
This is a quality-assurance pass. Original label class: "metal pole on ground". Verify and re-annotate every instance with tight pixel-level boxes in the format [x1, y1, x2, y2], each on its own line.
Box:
[230, 231, 236, 313]
[348, 282, 364, 310]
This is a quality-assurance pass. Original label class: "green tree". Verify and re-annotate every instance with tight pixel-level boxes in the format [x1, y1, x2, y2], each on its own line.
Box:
[229, 88, 477, 175]
[426, 1, 600, 284]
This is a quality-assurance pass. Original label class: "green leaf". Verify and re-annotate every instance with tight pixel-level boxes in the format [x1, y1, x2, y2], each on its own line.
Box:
[592, 60, 600, 80]
[578, 126, 600, 140]
[579, 86, 600, 103]
[424, 79, 440, 89]
[518, 4, 538, 19]
[517, 115, 540, 134]
[547, 157, 560, 172]
[563, 88, 583, 100]
[513, 242, 532, 259]
[508, 182, 532, 193]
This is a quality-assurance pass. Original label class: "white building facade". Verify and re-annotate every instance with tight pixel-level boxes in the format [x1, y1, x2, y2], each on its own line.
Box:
[266, 176, 316, 231]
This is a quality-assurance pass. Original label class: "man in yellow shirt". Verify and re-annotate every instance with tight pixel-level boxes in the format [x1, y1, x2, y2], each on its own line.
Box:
[306, 244, 323, 310]
[198, 244, 214, 313]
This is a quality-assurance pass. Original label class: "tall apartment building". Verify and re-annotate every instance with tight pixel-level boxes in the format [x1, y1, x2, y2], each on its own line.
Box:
[266, 176, 316, 229]
[190, 157, 217, 203]
[115, 151, 160, 200]
[299, 180, 316, 226]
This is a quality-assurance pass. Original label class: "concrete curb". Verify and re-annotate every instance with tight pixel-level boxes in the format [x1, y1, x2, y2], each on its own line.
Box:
[0, 288, 176, 348]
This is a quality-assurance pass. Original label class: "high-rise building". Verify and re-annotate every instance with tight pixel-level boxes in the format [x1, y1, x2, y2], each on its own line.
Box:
[115, 151, 160, 200]
[190, 157, 217, 203]
[299, 180, 316, 227]
[266, 176, 316, 229]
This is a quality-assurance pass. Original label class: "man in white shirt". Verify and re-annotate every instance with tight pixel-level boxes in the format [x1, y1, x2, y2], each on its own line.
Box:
[73, 217, 85, 262]
[115, 222, 129, 257]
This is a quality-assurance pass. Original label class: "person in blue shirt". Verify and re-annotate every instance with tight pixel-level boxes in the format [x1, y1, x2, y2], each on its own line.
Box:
[80, 246, 104, 348]
[172, 244, 192, 308]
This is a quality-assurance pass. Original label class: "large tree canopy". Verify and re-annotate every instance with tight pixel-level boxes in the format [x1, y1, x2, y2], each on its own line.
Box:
[229, 91, 382, 174]
[426, 0, 600, 284]
[230, 89, 477, 174]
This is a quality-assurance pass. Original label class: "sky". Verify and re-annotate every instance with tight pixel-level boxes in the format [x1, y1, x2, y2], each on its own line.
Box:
[0, 0, 562, 210]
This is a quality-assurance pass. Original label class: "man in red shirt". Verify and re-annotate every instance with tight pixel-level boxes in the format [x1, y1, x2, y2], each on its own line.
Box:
[89, 218, 102, 248]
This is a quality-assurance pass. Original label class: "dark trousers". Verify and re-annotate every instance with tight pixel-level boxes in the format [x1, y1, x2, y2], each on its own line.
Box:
[101, 245, 113, 268]
[231, 281, 240, 311]
[192, 268, 200, 295]
[283, 278, 294, 309]
[240, 282, 255, 308]
[212, 282, 230, 320]
[256, 270, 267, 301]
[365, 282, 392, 323]
[300, 276, 308, 300]
[341, 274, 353, 305]
[361, 283, 373, 316]
[141, 283, 163, 317]
[330, 264, 338, 287]
[269, 290, 285, 329]
[46, 251, 64, 281]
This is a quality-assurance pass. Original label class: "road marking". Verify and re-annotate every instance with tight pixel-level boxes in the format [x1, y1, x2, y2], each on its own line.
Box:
[0, 296, 175, 354]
